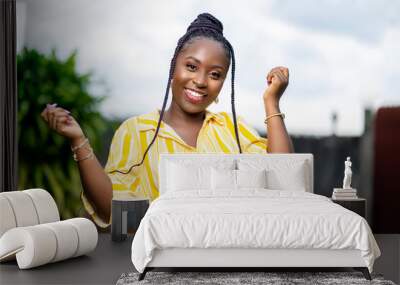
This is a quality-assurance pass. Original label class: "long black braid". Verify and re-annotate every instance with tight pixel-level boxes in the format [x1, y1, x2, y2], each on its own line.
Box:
[109, 13, 242, 175]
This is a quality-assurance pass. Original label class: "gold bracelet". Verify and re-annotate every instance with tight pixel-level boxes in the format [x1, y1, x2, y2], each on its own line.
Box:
[264, 113, 285, 124]
[73, 147, 94, 162]
[71, 137, 89, 152]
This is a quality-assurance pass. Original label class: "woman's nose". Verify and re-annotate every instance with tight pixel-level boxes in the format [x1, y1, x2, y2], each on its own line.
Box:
[193, 72, 207, 88]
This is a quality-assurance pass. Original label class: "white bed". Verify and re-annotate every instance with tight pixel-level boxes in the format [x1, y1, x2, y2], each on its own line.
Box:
[131, 154, 380, 280]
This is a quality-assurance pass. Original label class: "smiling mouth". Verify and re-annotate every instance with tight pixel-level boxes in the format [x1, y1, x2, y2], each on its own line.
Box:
[184, 88, 207, 104]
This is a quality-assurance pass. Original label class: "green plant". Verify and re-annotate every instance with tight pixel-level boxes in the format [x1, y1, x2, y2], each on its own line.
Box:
[17, 48, 108, 219]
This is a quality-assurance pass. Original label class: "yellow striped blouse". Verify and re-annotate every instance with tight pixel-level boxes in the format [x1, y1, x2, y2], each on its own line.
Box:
[82, 109, 268, 227]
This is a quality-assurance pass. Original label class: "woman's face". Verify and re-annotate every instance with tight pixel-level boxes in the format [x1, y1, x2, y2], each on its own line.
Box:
[171, 37, 230, 114]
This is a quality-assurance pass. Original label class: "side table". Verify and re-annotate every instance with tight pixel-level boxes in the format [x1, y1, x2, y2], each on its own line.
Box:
[331, 198, 366, 218]
[111, 197, 149, 242]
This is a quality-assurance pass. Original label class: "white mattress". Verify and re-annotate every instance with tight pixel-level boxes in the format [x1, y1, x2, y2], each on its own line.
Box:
[131, 190, 380, 273]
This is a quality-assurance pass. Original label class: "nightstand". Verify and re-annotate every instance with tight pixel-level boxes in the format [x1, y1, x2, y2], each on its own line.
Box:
[331, 198, 366, 218]
[111, 197, 149, 242]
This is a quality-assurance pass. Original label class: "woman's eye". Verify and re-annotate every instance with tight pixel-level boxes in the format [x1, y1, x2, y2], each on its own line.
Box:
[186, 64, 196, 71]
[211, 72, 221, 79]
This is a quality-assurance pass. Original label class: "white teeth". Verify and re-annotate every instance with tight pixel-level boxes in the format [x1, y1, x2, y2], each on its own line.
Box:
[186, 89, 205, 97]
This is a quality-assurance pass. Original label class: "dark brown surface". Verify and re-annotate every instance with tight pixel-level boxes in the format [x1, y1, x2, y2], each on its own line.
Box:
[0, 233, 134, 285]
[373, 107, 400, 233]
[0, 0, 18, 193]
[332, 198, 366, 218]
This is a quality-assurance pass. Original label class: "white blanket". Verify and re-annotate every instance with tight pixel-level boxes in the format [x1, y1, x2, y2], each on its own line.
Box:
[131, 190, 380, 273]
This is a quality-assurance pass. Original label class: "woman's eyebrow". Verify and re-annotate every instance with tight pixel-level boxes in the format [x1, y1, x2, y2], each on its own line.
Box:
[185, 56, 224, 70]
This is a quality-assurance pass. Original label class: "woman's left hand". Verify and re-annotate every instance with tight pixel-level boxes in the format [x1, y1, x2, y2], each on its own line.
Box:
[263, 66, 289, 104]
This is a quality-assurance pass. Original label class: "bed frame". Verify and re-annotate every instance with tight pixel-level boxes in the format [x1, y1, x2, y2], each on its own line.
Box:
[140, 248, 371, 280]
[138, 154, 372, 281]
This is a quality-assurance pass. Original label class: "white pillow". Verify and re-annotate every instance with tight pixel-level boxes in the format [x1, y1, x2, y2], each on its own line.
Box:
[167, 162, 211, 191]
[211, 168, 236, 190]
[236, 169, 267, 189]
[211, 168, 268, 190]
[266, 163, 307, 191]
[238, 159, 308, 191]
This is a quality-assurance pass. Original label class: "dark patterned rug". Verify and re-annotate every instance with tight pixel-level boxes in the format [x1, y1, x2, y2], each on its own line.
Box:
[116, 271, 396, 285]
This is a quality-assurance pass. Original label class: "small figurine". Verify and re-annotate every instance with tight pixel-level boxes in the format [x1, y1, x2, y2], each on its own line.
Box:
[342, 157, 352, 189]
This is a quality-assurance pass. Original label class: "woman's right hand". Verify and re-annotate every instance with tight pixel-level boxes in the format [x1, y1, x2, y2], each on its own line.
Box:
[41, 103, 85, 143]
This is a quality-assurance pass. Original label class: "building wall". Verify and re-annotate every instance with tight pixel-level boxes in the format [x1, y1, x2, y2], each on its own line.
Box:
[292, 136, 361, 198]
[373, 107, 400, 233]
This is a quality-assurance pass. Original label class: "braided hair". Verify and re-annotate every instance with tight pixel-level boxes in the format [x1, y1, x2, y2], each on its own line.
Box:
[109, 13, 242, 175]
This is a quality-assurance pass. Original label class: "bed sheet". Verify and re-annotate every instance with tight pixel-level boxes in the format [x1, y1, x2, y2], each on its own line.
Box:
[131, 190, 380, 273]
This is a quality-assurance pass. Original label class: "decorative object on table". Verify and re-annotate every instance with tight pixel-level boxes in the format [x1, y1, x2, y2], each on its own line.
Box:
[332, 156, 358, 200]
[116, 271, 395, 285]
[0, 189, 98, 269]
[343, 156, 353, 189]
[111, 196, 149, 242]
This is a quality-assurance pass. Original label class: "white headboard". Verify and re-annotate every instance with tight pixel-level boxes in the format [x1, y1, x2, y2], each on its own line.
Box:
[159, 153, 314, 194]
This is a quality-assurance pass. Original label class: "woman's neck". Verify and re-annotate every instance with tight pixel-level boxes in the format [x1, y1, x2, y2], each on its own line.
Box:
[163, 103, 205, 126]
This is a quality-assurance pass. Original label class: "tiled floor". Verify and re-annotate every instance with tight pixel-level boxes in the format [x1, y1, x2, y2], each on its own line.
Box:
[374, 234, 400, 284]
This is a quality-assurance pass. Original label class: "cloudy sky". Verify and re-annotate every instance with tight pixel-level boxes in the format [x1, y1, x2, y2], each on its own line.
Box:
[17, 0, 400, 136]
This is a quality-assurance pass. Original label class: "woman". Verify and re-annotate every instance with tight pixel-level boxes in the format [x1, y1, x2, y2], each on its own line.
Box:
[41, 13, 293, 228]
